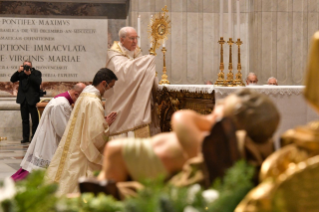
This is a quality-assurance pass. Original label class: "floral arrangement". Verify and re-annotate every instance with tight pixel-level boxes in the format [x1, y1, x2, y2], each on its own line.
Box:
[0, 160, 254, 212]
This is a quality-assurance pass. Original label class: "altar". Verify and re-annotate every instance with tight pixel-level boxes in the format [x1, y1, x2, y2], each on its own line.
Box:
[158, 85, 319, 149]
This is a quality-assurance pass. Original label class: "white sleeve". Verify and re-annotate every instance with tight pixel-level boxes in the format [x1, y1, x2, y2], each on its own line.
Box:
[51, 100, 72, 138]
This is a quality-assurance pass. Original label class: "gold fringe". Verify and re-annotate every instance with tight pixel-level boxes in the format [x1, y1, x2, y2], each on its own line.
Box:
[134, 125, 151, 138]
[110, 123, 152, 136]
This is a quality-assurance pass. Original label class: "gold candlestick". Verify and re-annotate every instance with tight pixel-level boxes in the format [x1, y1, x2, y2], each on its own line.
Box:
[0, 137, 7, 141]
[214, 37, 226, 86]
[149, 39, 157, 56]
[159, 46, 170, 84]
[234, 38, 245, 86]
[226, 38, 235, 86]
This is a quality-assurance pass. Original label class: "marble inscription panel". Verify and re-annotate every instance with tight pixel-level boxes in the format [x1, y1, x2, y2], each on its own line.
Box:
[0, 17, 108, 82]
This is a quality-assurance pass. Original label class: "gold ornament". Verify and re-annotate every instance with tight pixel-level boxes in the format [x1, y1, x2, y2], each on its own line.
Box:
[148, 5, 171, 54]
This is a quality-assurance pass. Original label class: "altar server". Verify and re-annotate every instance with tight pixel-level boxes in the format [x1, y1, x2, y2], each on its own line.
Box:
[45, 68, 117, 195]
[11, 83, 86, 181]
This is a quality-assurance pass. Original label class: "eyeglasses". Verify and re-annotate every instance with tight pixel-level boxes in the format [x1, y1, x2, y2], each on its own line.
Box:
[127, 36, 140, 41]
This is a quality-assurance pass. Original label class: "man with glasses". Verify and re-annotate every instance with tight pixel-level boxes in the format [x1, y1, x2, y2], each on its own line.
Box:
[105, 26, 160, 139]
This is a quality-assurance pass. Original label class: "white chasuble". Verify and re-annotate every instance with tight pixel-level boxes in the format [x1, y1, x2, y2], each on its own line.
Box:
[45, 85, 109, 195]
[104, 41, 160, 138]
[21, 97, 72, 172]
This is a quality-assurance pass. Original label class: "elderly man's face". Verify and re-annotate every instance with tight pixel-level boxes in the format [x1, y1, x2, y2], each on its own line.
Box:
[246, 75, 258, 85]
[120, 29, 138, 51]
[268, 78, 277, 85]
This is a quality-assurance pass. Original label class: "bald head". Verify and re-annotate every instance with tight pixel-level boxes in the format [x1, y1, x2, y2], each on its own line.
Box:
[69, 82, 86, 103]
[267, 77, 278, 85]
[119, 27, 138, 51]
[246, 72, 258, 85]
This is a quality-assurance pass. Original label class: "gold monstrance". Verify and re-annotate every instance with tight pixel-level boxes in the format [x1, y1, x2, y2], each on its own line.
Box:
[148, 6, 171, 84]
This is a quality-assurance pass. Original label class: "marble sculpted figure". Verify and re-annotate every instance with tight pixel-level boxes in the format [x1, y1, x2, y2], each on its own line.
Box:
[104, 26, 160, 138]
[97, 89, 279, 186]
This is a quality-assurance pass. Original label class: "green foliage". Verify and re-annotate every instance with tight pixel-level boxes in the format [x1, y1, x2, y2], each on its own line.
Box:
[0, 160, 255, 212]
[14, 170, 58, 212]
[207, 160, 255, 212]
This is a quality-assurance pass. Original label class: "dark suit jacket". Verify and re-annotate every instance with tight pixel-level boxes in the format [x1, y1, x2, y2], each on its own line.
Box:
[10, 68, 42, 105]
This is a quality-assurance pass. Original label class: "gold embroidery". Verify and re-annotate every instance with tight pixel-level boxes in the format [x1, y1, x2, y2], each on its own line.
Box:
[109, 41, 141, 59]
[81, 92, 101, 100]
[110, 123, 151, 136]
[134, 125, 151, 138]
[110, 41, 124, 54]
[54, 97, 84, 182]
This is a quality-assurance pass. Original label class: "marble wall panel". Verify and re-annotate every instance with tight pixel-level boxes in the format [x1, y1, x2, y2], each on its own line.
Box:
[262, 0, 276, 12]
[171, 0, 186, 12]
[130, 0, 138, 12]
[170, 12, 186, 83]
[292, 12, 305, 84]
[276, 12, 290, 84]
[187, 0, 201, 13]
[308, 12, 319, 46]
[128, 0, 319, 85]
[261, 12, 273, 81]
[0, 110, 22, 141]
[202, 0, 215, 13]
[138, 0, 156, 12]
[293, 0, 306, 12]
[308, 0, 318, 12]
[203, 13, 217, 83]
[254, 0, 261, 12]
[302, 12, 309, 81]
[186, 13, 202, 83]
[270, 12, 277, 82]
[278, 0, 289, 12]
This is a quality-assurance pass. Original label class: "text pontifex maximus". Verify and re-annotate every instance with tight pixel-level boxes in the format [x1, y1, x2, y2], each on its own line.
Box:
[34, 45, 86, 52]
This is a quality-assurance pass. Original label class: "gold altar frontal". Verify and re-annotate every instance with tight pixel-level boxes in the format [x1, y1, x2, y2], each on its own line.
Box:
[156, 86, 215, 132]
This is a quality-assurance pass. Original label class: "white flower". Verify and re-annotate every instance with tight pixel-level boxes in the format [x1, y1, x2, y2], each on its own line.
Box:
[0, 177, 16, 202]
[202, 189, 219, 203]
[183, 205, 200, 212]
[187, 184, 201, 203]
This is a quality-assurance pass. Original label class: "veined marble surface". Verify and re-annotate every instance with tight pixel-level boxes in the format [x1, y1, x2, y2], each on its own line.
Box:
[0, 140, 28, 181]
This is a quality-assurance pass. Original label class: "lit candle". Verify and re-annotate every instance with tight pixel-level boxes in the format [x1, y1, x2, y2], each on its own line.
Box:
[237, 0, 240, 39]
[228, 0, 232, 39]
[220, 0, 223, 37]
[163, 39, 165, 48]
[150, 15, 153, 48]
[137, 15, 141, 46]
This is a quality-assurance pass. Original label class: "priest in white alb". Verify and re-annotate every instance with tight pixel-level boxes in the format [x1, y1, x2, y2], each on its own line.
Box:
[104, 26, 160, 138]
[11, 83, 86, 181]
[45, 68, 118, 195]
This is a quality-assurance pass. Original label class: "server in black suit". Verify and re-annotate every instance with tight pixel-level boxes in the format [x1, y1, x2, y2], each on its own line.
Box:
[10, 60, 42, 143]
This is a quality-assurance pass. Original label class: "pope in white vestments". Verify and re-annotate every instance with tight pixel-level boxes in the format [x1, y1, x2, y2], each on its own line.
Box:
[104, 27, 160, 138]
[45, 68, 118, 195]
